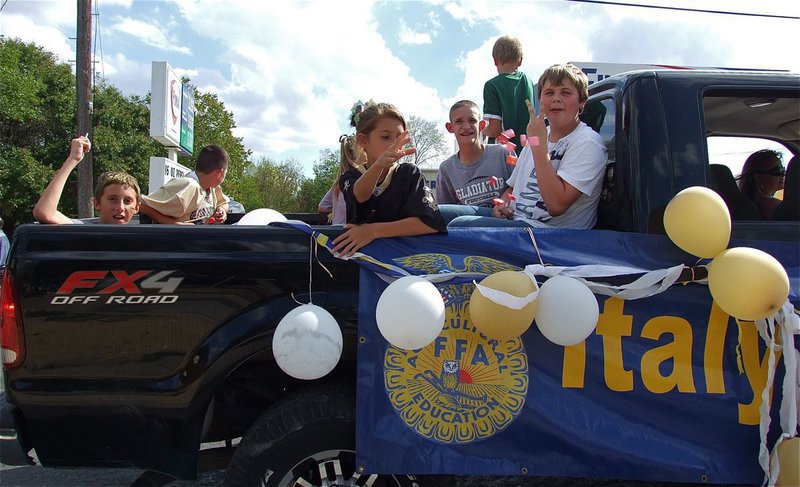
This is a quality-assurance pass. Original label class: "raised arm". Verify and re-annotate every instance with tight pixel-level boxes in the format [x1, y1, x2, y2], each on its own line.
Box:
[33, 136, 91, 224]
[525, 100, 582, 216]
[352, 131, 416, 203]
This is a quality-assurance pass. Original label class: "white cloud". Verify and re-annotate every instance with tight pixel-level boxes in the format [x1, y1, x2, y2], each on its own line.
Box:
[1, 1, 76, 65]
[108, 16, 191, 55]
[398, 20, 432, 45]
[98, 52, 150, 92]
[166, 0, 445, 169]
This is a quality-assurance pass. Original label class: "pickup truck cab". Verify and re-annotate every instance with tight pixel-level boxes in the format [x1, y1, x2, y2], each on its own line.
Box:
[2, 69, 798, 486]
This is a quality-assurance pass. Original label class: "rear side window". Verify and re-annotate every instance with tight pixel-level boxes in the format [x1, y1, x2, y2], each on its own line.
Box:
[582, 97, 616, 165]
[703, 91, 798, 222]
[707, 136, 792, 178]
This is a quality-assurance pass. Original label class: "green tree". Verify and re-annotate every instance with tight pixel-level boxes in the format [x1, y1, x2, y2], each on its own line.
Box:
[92, 81, 161, 192]
[237, 156, 305, 213]
[296, 149, 340, 212]
[407, 115, 448, 168]
[1, 38, 75, 230]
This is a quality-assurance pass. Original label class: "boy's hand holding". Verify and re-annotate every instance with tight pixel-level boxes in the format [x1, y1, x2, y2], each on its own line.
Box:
[207, 207, 227, 224]
[67, 135, 91, 165]
[491, 197, 515, 219]
[374, 130, 416, 169]
[524, 100, 545, 147]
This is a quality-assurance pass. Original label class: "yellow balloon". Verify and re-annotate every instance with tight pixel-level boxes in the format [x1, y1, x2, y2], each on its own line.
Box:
[469, 271, 538, 340]
[663, 186, 731, 258]
[708, 247, 790, 321]
[776, 437, 800, 487]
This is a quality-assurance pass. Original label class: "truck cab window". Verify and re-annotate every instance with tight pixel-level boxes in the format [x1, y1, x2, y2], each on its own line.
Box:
[703, 91, 798, 222]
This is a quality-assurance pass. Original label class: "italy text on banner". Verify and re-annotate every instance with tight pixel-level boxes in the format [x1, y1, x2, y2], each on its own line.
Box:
[349, 227, 799, 484]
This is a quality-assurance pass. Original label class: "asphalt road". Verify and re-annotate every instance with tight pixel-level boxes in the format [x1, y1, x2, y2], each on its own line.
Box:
[0, 463, 753, 487]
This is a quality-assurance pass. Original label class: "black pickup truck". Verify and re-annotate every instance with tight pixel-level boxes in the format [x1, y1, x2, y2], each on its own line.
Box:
[2, 70, 798, 486]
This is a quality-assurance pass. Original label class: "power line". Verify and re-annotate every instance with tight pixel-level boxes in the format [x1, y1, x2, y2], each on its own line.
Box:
[93, 0, 105, 83]
[565, 0, 800, 20]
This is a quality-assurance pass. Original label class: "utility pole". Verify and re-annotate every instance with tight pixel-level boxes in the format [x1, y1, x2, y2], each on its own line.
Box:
[76, 0, 93, 218]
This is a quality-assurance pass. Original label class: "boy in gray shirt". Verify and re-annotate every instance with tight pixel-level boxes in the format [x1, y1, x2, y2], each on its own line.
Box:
[436, 100, 515, 224]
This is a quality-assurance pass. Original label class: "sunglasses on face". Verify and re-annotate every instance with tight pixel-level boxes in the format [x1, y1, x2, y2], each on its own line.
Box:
[756, 166, 786, 177]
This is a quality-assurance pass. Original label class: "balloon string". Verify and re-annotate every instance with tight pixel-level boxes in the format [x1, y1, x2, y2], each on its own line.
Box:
[307, 235, 314, 305]
[313, 234, 334, 279]
[302, 234, 334, 306]
[525, 227, 546, 266]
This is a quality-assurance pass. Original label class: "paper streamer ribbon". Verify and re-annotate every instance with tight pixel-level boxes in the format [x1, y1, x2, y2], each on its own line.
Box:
[523, 263, 687, 300]
[473, 280, 539, 310]
[470, 263, 685, 309]
[763, 302, 800, 485]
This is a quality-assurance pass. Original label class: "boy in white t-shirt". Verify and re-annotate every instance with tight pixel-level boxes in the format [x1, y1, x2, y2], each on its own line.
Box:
[33, 136, 141, 225]
[449, 63, 607, 229]
[140, 145, 230, 224]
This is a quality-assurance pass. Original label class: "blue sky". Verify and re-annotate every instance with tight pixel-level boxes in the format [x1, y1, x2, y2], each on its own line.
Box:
[1, 0, 798, 176]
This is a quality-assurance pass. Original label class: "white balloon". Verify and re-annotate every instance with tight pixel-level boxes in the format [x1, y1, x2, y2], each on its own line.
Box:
[376, 276, 445, 350]
[236, 208, 287, 225]
[535, 276, 599, 346]
[273, 304, 343, 380]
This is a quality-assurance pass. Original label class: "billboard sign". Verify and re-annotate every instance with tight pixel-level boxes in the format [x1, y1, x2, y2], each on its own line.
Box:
[179, 83, 195, 155]
[150, 61, 194, 155]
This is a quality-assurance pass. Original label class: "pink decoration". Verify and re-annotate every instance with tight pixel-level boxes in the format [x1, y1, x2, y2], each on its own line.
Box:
[496, 128, 515, 145]
[506, 153, 518, 165]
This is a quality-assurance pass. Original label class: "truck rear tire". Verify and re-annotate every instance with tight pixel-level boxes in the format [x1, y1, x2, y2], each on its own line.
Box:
[224, 382, 431, 487]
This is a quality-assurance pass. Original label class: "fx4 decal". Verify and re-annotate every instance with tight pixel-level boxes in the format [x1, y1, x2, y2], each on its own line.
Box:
[51, 270, 184, 305]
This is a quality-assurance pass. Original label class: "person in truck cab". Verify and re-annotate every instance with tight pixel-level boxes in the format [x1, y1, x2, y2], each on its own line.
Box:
[736, 149, 786, 220]
[139, 144, 230, 224]
[449, 63, 607, 229]
[33, 136, 141, 224]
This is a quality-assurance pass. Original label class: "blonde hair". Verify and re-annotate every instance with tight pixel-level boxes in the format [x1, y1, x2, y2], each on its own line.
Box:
[492, 36, 523, 65]
[94, 171, 141, 202]
[333, 134, 362, 198]
[354, 102, 407, 135]
[537, 63, 590, 102]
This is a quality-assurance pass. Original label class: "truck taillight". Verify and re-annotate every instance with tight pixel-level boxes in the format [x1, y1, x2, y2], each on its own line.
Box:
[1, 270, 24, 369]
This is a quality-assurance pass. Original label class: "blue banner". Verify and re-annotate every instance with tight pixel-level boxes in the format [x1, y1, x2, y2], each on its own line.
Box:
[349, 227, 799, 484]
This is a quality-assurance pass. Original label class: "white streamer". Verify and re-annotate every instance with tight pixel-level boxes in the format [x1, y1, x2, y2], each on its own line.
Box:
[765, 302, 800, 485]
[523, 263, 687, 300]
[473, 281, 539, 310]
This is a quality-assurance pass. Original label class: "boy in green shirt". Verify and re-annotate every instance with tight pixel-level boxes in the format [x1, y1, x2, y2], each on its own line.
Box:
[483, 35, 536, 155]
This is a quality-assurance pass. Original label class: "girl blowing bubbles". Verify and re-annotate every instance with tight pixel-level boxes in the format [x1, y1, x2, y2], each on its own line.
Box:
[332, 102, 446, 257]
